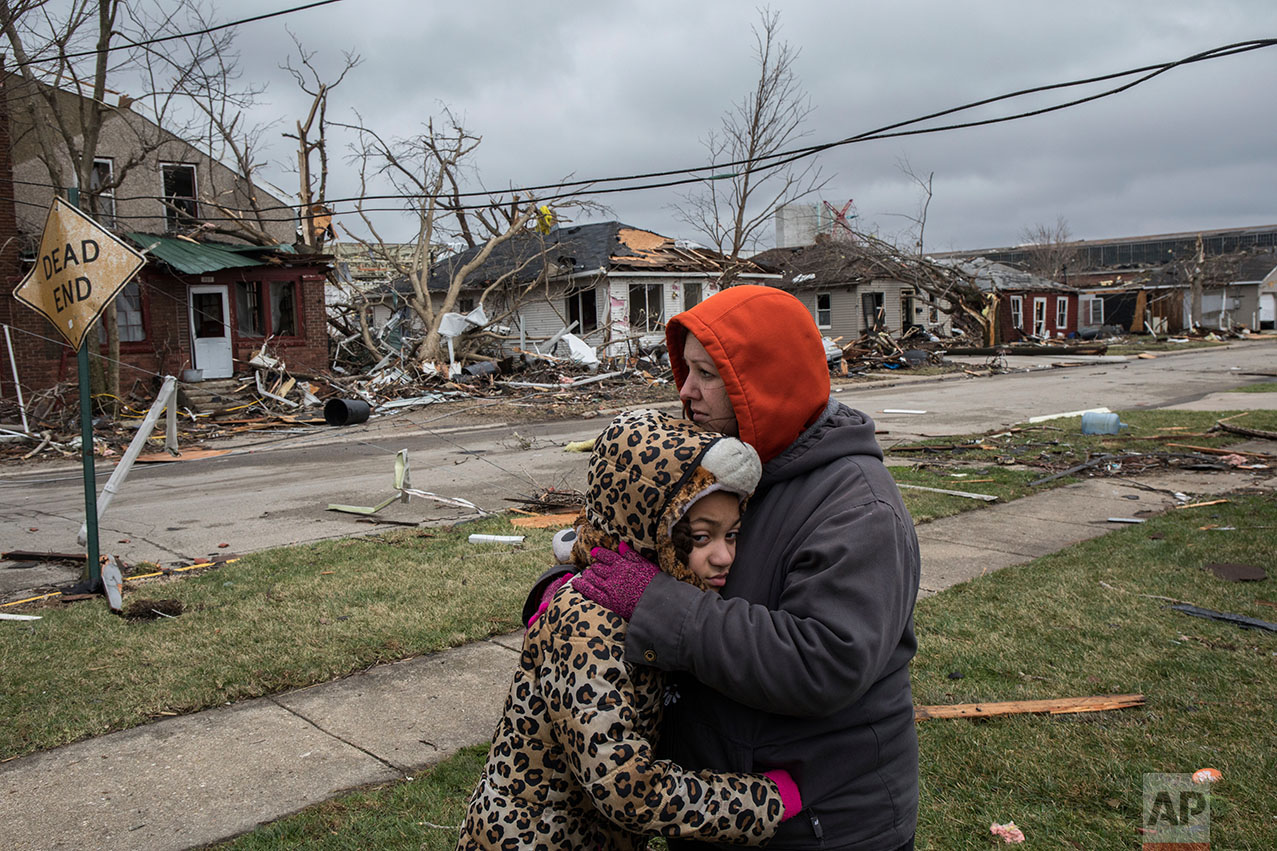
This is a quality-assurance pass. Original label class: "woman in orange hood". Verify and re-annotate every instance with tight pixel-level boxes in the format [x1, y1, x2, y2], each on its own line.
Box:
[576, 285, 921, 851]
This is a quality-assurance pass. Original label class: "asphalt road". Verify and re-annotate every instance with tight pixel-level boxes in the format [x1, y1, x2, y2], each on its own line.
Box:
[2, 339, 1274, 596]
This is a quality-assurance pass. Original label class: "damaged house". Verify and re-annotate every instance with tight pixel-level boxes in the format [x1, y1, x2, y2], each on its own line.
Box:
[381, 221, 778, 359]
[751, 238, 953, 341]
[0, 75, 329, 395]
[935, 258, 1077, 343]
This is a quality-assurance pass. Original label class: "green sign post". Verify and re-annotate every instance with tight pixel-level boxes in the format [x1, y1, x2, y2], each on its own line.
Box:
[12, 198, 145, 589]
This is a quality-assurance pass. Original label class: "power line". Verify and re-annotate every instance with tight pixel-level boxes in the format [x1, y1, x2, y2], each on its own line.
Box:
[7, 0, 349, 69]
[6, 38, 1275, 219]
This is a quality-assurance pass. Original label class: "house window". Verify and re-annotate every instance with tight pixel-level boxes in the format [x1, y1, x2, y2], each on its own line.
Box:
[1010, 295, 1024, 329]
[97, 281, 145, 343]
[683, 281, 702, 312]
[456, 297, 475, 314]
[565, 286, 598, 333]
[816, 293, 832, 328]
[235, 282, 265, 337]
[235, 280, 300, 338]
[161, 163, 198, 230]
[1033, 297, 1048, 337]
[1087, 298, 1104, 325]
[861, 292, 885, 331]
[1056, 297, 1069, 329]
[629, 283, 663, 332]
[90, 158, 115, 228]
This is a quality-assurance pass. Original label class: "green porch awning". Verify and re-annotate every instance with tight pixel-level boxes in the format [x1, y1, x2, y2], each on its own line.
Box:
[126, 234, 295, 275]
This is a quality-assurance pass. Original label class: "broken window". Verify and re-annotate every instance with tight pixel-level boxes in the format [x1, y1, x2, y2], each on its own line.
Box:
[816, 293, 832, 328]
[1087, 298, 1104, 325]
[457, 297, 476, 314]
[1033, 297, 1048, 337]
[161, 163, 198, 230]
[629, 283, 663, 332]
[860, 291, 885, 331]
[1056, 297, 1069, 329]
[1010, 295, 1024, 329]
[235, 282, 265, 337]
[565, 286, 598, 333]
[683, 281, 702, 312]
[97, 281, 145, 343]
[90, 158, 115, 228]
[235, 280, 300, 338]
[270, 281, 297, 336]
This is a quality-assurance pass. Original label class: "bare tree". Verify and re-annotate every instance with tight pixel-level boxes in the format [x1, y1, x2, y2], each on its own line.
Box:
[340, 111, 574, 367]
[1, 0, 250, 401]
[281, 32, 359, 252]
[1018, 216, 1081, 282]
[674, 7, 827, 278]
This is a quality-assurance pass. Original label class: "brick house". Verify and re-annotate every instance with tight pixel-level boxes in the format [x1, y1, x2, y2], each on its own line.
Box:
[0, 74, 330, 401]
[939, 258, 1077, 342]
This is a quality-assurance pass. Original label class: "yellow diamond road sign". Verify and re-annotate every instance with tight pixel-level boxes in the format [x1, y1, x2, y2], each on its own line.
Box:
[13, 197, 146, 350]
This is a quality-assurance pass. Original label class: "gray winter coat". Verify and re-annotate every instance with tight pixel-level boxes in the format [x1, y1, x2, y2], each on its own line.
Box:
[626, 400, 920, 850]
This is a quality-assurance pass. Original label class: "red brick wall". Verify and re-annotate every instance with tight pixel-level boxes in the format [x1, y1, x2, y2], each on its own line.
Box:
[998, 292, 1079, 342]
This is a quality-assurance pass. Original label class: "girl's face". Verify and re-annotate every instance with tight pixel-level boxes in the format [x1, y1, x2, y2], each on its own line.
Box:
[684, 491, 741, 590]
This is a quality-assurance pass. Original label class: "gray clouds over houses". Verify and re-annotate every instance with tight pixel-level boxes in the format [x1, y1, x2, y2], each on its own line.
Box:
[216, 0, 1277, 250]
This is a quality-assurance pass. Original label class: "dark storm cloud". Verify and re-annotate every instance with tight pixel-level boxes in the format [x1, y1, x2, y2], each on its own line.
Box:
[207, 0, 1277, 250]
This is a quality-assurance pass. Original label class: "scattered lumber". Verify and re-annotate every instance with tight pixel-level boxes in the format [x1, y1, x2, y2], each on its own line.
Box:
[914, 694, 1144, 721]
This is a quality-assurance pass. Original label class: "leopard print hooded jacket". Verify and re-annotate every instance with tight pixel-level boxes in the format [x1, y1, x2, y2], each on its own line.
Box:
[457, 411, 783, 851]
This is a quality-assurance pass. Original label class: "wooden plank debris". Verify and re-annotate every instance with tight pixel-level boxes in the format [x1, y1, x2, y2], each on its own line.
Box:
[510, 512, 581, 528]
[915, 693, 1144, 721]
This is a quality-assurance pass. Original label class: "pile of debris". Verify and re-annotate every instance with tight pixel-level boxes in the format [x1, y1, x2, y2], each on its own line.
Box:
[834, 326, 949, 374]
[0, 340, 678, 464]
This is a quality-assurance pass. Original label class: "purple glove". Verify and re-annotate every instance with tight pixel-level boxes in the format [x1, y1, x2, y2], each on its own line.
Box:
[573, 542, 659, 620]
[526, 573, 572, 628]
[764, 769, 802, 822]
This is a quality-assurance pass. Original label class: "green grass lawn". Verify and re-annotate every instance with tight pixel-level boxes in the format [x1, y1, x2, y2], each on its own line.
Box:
[1227, 381, 1277, 393]
[0, 516, 557, 759]
[2, 408, 1271, 761]
[217, 493, 1277, 850]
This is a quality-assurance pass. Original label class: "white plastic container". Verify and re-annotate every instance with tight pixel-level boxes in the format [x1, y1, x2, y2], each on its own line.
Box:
[468, 534, 525, 545]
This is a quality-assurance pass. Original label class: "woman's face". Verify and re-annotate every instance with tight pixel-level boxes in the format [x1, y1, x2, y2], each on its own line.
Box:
[680, 335, 738, 436]
[684, 491, 741, 591]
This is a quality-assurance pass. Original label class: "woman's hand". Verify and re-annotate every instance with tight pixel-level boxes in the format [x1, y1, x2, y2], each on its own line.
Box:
[573, 543, 659, 621]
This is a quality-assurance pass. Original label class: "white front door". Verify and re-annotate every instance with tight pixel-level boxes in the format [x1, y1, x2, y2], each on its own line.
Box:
[189, 284, 233, 378]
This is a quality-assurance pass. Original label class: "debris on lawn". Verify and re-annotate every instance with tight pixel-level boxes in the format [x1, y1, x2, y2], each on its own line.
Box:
[895, 483, 997, 502]
[1169, 604, 1277, 633]
[989, 821, 1026, 844]
[468, 534, 525, 545]
[121, 598, 184, 621]
[1203, 563, 1266, 582]
[505, 487, 585, 514]
[510, 512, 581, 529]
[1192, 768, 1223, 784]
[914, 693, 1145, 721]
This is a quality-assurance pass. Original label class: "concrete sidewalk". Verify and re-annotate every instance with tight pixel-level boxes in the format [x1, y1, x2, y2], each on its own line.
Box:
[0, 469, 1268, 850]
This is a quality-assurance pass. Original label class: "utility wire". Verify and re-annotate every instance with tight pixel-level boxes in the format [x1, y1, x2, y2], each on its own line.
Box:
[6, 38, 1274, 218]
[6, 0, 349, 68]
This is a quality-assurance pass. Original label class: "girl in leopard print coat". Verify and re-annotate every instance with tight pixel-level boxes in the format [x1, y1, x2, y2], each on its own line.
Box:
[457, 410, 799, 851]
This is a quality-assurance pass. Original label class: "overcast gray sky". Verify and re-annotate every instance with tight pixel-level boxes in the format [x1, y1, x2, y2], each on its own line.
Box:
[213, 0, 1277, 253]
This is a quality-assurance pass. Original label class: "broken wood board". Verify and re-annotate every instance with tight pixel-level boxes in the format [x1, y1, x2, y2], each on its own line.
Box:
[136, 448, 232, 463]
[510, 512, 580, 529]
[1174, 499, 1230, 510]
[896, 483, 997, 501]
[914, 694, 1144, 721]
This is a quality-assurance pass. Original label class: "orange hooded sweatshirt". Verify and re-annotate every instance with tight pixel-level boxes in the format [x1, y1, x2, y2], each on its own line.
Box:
[666, 285, 830, 464]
